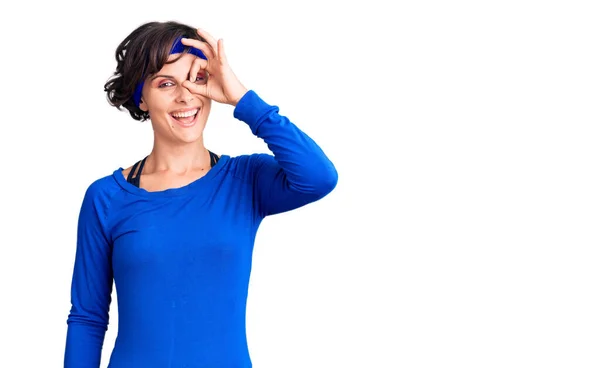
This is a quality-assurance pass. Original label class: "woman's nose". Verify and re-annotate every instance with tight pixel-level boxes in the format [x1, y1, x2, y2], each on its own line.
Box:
[177, 84, 194, 103]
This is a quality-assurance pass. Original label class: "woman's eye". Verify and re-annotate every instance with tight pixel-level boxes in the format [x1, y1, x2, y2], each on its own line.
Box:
[158, 81, 174, 88]
[195, 72, 207, 84]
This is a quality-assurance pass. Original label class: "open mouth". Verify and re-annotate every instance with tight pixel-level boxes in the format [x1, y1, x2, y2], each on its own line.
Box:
[170, 108, 199, 127]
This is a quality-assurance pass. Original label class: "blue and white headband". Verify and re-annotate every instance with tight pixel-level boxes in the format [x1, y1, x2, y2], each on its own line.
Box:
[132, 36, 207, 107]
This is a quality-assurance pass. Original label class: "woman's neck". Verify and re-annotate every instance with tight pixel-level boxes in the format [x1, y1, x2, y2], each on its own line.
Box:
[146, 139, 211, 175]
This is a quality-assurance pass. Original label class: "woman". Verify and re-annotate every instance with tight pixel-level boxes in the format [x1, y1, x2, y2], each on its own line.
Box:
[64, 21, 337, 367]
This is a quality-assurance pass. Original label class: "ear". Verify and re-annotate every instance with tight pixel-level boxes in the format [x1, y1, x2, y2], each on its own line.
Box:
[139, 97, 148, 112]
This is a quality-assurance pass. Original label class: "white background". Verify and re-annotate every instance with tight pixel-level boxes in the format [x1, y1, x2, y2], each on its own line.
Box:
[0, 0, 599, 367]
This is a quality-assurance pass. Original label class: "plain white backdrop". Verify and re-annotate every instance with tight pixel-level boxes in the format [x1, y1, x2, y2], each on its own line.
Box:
[0, 0, 599, 367]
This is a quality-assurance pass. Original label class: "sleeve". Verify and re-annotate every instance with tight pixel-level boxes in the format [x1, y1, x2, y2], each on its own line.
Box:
[64, 182, 114, 368]
[234, 90, 338, 217]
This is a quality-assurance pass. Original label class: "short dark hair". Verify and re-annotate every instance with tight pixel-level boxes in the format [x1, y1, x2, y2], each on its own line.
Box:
[104, 21, 206, 121]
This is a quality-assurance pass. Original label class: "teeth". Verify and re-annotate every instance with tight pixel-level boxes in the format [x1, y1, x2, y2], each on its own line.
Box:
[171, 109, 198, 118]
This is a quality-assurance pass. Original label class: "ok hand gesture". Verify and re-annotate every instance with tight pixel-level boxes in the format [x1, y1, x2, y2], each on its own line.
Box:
[181, 28, 248, 106]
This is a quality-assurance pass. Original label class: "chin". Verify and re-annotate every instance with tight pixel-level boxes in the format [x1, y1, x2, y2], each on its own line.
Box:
[177, 130, 205, 144]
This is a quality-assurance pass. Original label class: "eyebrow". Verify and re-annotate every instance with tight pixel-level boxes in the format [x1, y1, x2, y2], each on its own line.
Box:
[150, 74, 175, 81]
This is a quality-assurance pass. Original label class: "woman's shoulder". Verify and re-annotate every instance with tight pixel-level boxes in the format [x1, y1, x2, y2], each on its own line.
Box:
[73, 171, 123, 226]
[82, 169, 123, 203]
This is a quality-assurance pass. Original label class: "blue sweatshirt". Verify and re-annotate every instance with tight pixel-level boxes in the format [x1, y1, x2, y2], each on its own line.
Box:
[64, 90, 338, 368]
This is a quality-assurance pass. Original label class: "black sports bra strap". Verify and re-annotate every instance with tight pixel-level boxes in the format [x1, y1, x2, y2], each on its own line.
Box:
[127, 160, 141, 183]
[131, 156, 148, 187]
[136, 156, 148, 178]
[209, 151, 219, 168]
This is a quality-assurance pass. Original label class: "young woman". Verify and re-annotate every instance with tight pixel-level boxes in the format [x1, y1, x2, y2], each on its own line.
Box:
[64, 21, 337, 367]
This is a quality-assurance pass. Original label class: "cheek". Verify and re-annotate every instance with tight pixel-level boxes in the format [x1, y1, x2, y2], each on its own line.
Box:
[147, 101, 171, 119]
[203, 104, 211, 116]
[145, 89, 173, 108]
[200, 99, 212, 115]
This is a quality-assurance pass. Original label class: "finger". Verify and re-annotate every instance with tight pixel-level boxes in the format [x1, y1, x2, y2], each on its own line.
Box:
[195, 28, 219, 56]
[188, 57, 208, 82]
[182, 79, 208, 97]
[217, 39, 228, 65]
[180, 37, 215, 59]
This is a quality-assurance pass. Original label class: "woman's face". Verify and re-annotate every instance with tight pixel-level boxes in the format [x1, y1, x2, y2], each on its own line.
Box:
[139, 53, 211, 145]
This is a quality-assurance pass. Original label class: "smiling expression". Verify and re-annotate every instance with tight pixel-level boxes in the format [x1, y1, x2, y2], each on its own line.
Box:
[139, 53, 210, 144]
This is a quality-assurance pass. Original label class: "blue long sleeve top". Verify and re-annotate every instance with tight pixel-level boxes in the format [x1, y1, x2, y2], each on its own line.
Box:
[64, 90, 338, 368]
